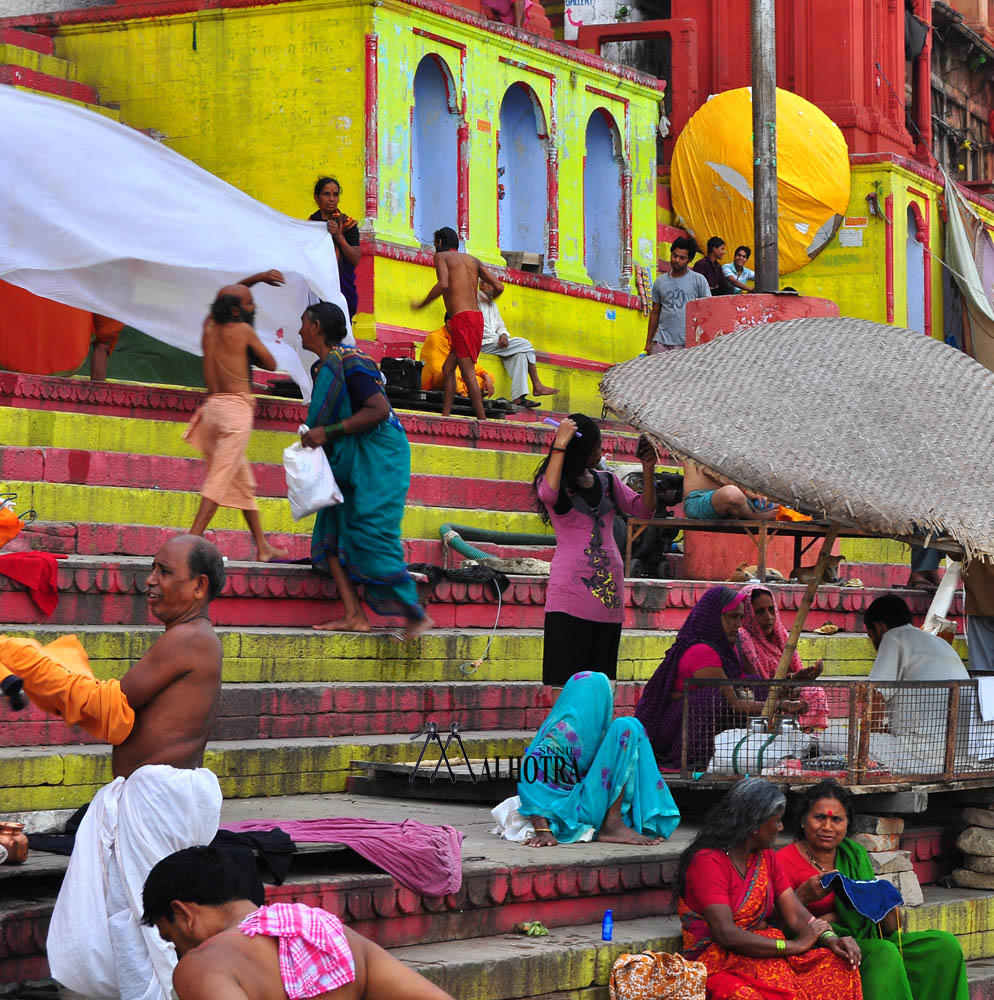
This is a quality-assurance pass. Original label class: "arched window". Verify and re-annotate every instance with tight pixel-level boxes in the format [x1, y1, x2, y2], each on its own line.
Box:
[497, 83, 548, 263]
[584, 109, 624, 288]
[412, 55, 459, 246]
[906, 204, 926, 333]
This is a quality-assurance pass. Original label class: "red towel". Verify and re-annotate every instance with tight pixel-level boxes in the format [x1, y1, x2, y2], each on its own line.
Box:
[0, 552, 64, 615]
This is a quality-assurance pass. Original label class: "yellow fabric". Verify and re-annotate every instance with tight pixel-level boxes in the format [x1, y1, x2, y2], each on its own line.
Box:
[671, 88, 851, 275]
[0, 634, 134, 744]
[420, 327, 494, 396]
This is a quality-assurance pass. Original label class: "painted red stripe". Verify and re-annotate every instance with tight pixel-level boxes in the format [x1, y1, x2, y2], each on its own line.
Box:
[0, 63, 98, 103]
[0, 26, 54, 53]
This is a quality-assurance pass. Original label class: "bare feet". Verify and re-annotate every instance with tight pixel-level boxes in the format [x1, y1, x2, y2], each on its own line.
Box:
[403, 613, 435, 641]
[256, 542, 289, 563]
[596, 817, 663, 845]
[533, 385, 559, 397]
[313, 616, 371, 632]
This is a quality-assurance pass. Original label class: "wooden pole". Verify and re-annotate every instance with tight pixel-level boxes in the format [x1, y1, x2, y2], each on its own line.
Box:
[751, 0, 779, 292]
[763, 523, 839, 718]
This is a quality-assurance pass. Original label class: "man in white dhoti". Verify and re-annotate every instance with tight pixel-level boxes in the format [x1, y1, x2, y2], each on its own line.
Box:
[477, 279, 558, 408]
[865, 594, 968, 774]
[0, 535, 226, 1000]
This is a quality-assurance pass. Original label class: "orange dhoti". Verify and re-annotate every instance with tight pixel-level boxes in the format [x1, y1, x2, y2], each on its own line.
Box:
[183, 392, 258, 511]
[0, 634, 134, 744]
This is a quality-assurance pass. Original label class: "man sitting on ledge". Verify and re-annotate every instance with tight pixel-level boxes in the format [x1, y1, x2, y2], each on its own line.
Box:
[142, 846, 456, 1000]
[682, 461, 777, 520]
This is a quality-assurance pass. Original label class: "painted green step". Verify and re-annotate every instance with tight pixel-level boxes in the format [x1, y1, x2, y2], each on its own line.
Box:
[5, 626, 912, 683]
[0, 480, 552, 539]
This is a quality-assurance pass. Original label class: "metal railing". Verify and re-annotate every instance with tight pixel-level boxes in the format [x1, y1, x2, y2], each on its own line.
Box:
[676, 678, 990, 785]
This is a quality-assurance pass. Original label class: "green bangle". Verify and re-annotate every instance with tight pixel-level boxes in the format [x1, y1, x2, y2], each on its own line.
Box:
[325, 422, 346, 439]
[776, 938, 786, 954]
[819, 930, 838, 941]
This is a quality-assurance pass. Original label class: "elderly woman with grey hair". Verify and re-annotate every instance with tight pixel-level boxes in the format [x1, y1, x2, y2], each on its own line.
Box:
[676, 778, 862, 1000]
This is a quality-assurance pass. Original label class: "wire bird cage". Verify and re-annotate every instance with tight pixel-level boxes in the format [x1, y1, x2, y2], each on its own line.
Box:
[675, 678, 994, 785]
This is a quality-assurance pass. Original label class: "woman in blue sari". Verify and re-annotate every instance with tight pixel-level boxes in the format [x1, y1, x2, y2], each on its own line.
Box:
[298, 302, 433, 640]
[519, 671, 680, 846]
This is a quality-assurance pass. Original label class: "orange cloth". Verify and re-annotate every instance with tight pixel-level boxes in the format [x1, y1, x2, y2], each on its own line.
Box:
[419, 327, 494, 396]
[92, 314, 124, 353]
[0, 634, 134, 744]
[183, 392, 259, 511]
[776, 505, 812, 522]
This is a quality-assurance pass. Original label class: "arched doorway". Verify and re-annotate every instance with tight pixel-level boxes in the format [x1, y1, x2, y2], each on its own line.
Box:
[584, 109, 624, 288]
[497, 83, 548, 262]
[906, 204, 926, 333]
[412, 55, 459, 246]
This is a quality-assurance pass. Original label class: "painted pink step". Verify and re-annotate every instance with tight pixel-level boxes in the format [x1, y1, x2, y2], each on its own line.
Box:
[0, 27, 54, 53]
[0, 557, 952, 630]
[0, 64, 97, 103]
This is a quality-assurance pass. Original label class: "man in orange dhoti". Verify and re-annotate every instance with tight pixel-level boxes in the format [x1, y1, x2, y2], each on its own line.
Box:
[185, 273, 288, 562]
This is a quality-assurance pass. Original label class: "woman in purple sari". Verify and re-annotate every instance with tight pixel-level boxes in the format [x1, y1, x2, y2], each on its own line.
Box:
[635, 586, 779, 771]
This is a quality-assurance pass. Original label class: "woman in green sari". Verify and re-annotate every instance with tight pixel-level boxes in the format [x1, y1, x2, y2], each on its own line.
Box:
[778, 779, 967, 1000]
[298, 302, 433, 640]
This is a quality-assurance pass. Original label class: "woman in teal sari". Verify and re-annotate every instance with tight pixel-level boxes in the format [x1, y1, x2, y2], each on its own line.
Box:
[298, 302, 432, 640]
[778, 779, 968, 1000]
[519, 671, 680, 846]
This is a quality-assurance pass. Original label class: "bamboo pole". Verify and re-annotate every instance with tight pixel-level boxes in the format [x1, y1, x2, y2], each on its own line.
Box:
[763, 523, 839, 718]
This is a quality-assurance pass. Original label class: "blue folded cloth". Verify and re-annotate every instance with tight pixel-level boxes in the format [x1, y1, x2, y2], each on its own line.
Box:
[819, 871, 903, 922]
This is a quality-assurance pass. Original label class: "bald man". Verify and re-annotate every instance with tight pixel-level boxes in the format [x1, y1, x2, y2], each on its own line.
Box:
[186, 272, 287, 561]
[0, 535, 227, 1000]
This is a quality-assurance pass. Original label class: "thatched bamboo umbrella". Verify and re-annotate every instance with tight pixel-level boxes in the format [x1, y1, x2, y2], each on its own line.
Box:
[600, 316, 994, 685]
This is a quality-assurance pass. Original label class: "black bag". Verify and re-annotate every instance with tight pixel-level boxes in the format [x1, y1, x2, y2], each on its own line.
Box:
[380, 357, 423, 392]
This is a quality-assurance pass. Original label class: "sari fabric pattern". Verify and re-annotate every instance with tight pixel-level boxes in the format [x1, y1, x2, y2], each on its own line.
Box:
[306, 349, 422, 620]
[636, 587, 759, 770]
[680, 850, 863, 1000]
[783, 838, 968, 1000]
[517, 672, 680, 844]
[737, 584, 828, 729]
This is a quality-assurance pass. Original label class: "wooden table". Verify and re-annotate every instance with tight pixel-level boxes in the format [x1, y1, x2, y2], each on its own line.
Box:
[624, 516, 963, 581]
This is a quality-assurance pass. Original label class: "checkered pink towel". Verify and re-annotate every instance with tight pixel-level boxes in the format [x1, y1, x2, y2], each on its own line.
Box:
[239, 903, 356, 999]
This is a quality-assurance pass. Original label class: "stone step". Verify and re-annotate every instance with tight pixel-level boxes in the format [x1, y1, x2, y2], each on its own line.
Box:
[0, 478, 552, 541]
[0, 554, 956, 631]
[0, 41, 76, 79]
[16, 519, 555, 565]
[0, 63, 96, 102]
[0, 445, 537, 510]
[0, 28, 55, 55]
[0, 625, 901, 686]
[0, 732, 533, 811]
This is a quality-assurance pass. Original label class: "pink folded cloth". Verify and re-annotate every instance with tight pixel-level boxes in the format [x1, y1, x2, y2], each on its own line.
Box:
[239, 903, 355, 999]
[221, 817, 463, 896]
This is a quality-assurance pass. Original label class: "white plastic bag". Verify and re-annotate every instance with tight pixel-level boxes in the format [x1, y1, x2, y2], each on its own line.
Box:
[283, 424, 343, 521]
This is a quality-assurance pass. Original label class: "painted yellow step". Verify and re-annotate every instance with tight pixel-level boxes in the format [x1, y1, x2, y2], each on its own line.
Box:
[0, 734, 529, 811]
[0, 407, 545, 482]
[9, 626, 901, 685]
[0, 479, 552, 538]
[6, 83, 119, 120]
[0, 42, 77, 79]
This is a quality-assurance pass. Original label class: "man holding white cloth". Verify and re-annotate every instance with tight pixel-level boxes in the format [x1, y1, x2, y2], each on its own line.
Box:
[477, 279, 558, 408]
[0, 535, 226, 1000]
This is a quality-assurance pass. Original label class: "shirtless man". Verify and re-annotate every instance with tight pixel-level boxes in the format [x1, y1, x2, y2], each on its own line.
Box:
[683, 462, 777, 520]
[143, 846, 455, 1000]
[411, 226, 504, 420]
[187, 272, 288, 561]
[0, 535, 227, 1000]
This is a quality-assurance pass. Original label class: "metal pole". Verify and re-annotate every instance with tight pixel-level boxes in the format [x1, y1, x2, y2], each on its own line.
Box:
[751, 0, 778, 292]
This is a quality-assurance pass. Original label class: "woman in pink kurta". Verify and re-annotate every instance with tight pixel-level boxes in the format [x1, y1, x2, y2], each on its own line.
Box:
[532, 414, 656, 687]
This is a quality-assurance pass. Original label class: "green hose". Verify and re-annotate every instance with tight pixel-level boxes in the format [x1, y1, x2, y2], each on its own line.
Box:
[440, 522, 556, 560]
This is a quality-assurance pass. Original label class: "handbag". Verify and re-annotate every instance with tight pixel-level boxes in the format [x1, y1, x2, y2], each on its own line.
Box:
[283, 426, 344, 521]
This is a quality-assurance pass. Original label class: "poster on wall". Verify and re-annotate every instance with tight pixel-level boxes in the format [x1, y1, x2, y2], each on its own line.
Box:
[563, 0, 596, 39]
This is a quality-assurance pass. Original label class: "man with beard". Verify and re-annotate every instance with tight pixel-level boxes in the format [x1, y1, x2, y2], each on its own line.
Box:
[186, 272, 287, 561]
[0, 535, 226, 1000]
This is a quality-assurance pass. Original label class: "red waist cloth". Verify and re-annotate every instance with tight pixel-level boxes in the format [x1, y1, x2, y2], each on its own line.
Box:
[448, 310, 484, 361]
[221, 817, 463, 896]
[0, 551, 65, 614]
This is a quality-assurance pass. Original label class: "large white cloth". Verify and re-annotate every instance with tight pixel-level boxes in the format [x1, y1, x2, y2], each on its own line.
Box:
[477, 292, 536, 400]
[47, 764, 223, 1000]
[0, 88, 353, 402]
[868, 623, 969, 772]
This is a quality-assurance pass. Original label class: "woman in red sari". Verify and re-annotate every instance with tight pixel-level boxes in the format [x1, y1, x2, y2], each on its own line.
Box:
[677, 777, 863, 1000]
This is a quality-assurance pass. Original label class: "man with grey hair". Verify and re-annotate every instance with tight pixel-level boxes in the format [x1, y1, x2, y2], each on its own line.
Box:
[0, 535, 227, 1000]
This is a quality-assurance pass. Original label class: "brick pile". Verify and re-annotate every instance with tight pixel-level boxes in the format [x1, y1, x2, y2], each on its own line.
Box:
[851, 814, 923, 906]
